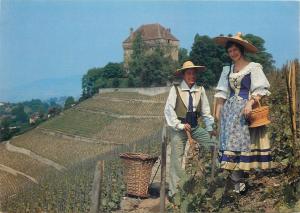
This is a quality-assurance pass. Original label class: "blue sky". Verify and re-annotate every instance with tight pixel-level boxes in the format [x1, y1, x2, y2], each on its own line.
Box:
[0, 0, 299, 102]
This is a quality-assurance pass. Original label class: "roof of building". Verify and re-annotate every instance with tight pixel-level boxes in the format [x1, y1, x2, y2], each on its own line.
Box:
[123, 23, 179, 43]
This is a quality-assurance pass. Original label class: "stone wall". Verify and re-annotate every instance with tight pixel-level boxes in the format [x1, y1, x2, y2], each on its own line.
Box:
[98, 86, 171, 96]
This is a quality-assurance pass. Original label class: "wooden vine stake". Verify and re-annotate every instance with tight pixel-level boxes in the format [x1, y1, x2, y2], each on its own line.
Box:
[160, 124, 167, 213]
[285, 60, 299, 158]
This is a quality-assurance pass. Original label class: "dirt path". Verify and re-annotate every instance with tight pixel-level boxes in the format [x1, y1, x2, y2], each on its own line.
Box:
[5, 141, 66, 171]
[0, 164, 38, 184]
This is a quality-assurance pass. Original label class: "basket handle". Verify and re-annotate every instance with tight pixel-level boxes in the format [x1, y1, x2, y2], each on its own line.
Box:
[251, 96, 261, 107]
[257, 99, 261, 107]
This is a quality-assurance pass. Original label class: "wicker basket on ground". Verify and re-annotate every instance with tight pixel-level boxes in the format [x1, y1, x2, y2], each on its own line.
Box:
[119, 152, 158, 197]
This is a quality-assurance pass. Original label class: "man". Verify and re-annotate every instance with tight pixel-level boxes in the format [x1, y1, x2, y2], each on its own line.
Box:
[164, 60, 216, 197]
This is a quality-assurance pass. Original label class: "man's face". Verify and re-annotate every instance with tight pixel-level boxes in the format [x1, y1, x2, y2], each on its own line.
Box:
[183, 68, 197, 87]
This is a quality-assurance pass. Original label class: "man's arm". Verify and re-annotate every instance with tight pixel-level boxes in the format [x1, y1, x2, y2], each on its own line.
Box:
[200, 87, 215, 132]
[164, 86, 185, 131]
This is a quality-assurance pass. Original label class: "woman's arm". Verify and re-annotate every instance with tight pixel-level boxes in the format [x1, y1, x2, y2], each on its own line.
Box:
[243, 95, 262, 116]
[215, 97, 226, 121]
[244, 63, 271, 116]
[214, 66, 231, 121]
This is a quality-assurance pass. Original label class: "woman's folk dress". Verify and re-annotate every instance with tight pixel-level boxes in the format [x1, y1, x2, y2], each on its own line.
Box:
[215, 62, 273, 171]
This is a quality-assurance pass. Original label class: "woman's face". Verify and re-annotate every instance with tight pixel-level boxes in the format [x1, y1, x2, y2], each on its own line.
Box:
[227, 44, 243, 62]
[183, 68, 196, 87]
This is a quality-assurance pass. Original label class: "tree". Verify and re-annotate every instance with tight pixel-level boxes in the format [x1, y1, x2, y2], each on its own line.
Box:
[11, 104, 28, 124]
[0, 118, 11, 141]
[128, 32, 147, 81]
[64, 96, 75, 109]
[112, 78, 120, 87]
[178, 48, 190, 66]
[82, 67, 102, 98]
[23, 99, 49, 115]
[81, 62, 125, 99]
[128, 34, 177, 87]
[102, 62, 125, 79]
[243, 34, 275, 73]
[190, 34, 230, 87]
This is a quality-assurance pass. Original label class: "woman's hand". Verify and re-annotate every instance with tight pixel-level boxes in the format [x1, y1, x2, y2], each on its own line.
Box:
[243, 99, 255, 117]
[215, 98, 226, 121]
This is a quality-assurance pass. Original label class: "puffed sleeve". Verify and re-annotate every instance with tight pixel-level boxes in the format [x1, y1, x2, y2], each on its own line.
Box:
[214, 66, 230, 99]
[250, 63, 271, 97]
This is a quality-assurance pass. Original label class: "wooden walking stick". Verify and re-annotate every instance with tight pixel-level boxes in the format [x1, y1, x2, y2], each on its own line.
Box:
[183, 129, 205, 177]
[211, 97, 219, 181]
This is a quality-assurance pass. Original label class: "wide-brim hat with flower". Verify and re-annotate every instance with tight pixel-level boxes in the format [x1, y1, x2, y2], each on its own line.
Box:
[214, 32, 258, 53]
[175, 61, 205, 76]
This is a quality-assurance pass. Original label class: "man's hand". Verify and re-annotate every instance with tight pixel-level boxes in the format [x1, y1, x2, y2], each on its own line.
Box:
[184, 123, 191, 132]
[208, 130, 218, 138]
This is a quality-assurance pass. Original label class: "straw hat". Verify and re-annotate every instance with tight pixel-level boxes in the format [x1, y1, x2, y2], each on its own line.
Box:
[214, 32, 258, 53]
[175, 61, 205, 76]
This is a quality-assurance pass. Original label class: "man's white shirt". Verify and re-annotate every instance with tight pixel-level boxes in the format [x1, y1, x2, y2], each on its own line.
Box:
[164, 80, 214, 131]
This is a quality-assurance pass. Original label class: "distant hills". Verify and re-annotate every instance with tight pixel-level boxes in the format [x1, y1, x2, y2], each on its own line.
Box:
[0, 75, 82, 103]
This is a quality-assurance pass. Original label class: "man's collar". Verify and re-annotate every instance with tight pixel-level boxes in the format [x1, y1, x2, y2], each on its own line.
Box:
[180, 80, 200, 92]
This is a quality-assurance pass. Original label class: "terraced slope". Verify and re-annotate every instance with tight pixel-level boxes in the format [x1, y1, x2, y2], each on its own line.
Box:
[0, 91, 170, 202]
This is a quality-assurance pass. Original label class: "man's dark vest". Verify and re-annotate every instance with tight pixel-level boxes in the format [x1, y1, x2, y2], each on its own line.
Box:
[174, 85, 202, 127]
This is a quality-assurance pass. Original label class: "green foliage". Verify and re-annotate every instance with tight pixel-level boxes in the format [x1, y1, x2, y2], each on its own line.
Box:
[0, 117, 12, 141]
[81, 63, 125, 98]
[11, 104, 28, 124]
[267, 71, 294, 165]
[102, 62, 125, 79]
[64, 96, 76, 110]
[0, 99, 62, 141]
[190, 34, 230, 87]
[170, 149, 228, 213]
[128, 34, 177, 87]
[178, 48, 190, 66]
[23, 99, 49, 115]
[243, 34, 276, 73]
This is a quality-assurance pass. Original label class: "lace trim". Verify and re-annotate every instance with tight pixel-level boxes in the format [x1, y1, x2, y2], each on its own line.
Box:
[229, 62, 256, 78]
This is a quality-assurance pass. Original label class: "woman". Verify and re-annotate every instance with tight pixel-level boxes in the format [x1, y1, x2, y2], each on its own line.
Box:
[214, 32, 272, 193]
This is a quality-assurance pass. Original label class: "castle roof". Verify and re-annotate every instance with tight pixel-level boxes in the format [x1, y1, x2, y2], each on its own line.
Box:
[123, 23, 179, 43]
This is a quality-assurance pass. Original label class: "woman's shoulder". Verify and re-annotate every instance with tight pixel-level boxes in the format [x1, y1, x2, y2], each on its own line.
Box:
[248, 62, 263, 71]
[221, 65, 231, 76]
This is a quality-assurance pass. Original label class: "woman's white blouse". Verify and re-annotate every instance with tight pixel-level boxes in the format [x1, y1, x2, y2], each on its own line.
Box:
[214, 62, 271, 99]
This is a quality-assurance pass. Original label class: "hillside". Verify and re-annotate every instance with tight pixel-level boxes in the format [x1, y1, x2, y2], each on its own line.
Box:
[0, 90, 169, 210]
[1, 77, 298, 212]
